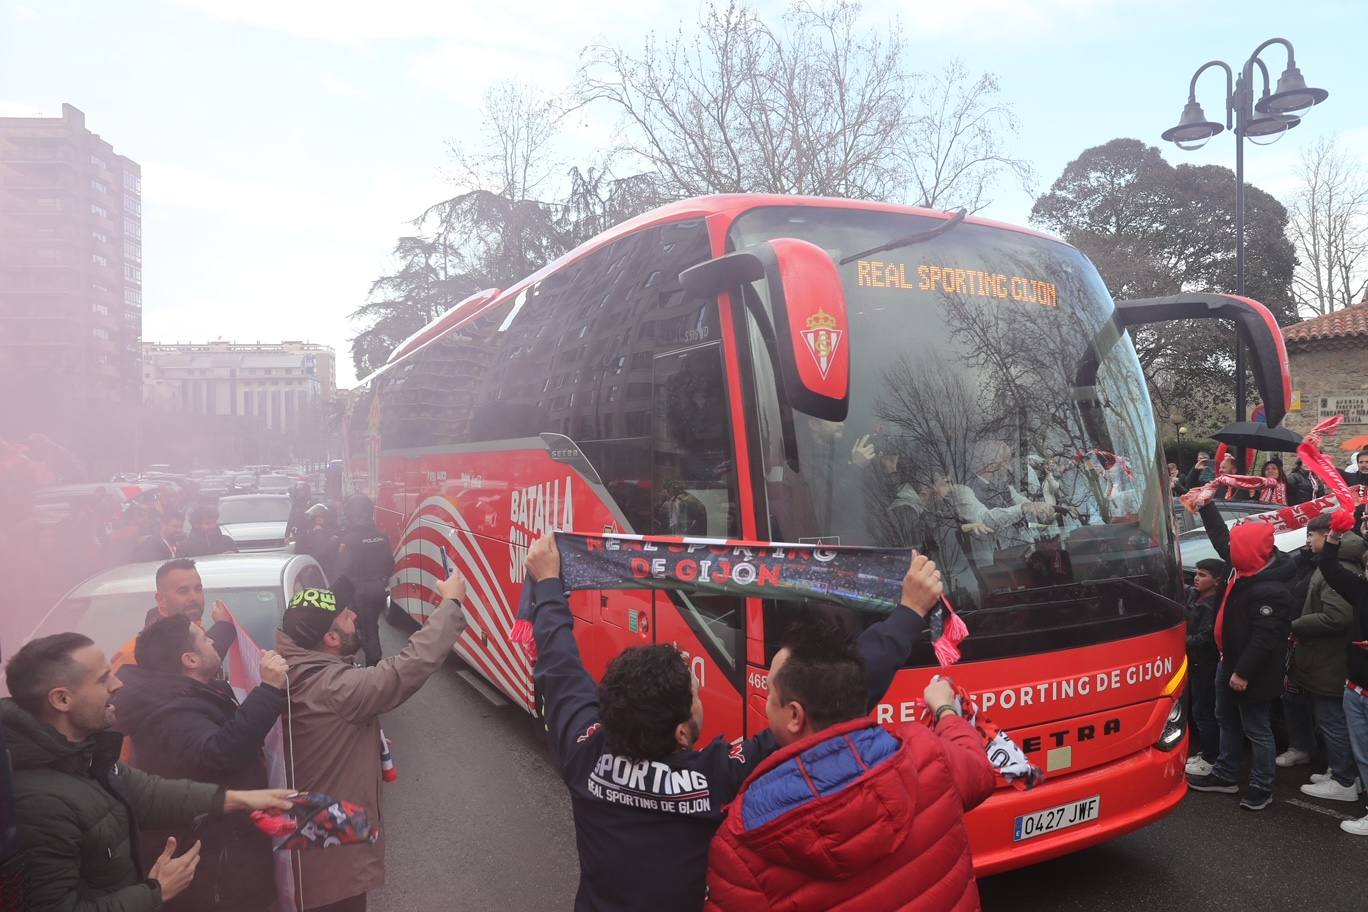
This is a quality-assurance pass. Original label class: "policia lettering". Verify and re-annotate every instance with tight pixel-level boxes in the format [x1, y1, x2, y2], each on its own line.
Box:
[588, 752, 713, 815]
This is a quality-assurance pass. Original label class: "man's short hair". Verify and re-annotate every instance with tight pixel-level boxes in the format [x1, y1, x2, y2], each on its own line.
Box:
[598, 644, 693, 762]
[772, 614, 867, 731]
[4, 633, 95, 717]
[1307, 514, 1332, 533]
[156, 557, 197, 587]
[135, 615, 195, 674]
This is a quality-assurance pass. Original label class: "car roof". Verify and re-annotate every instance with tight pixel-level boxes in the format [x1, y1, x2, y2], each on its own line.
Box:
[219, 493, 290, 501]
[66, 553, 307, 598]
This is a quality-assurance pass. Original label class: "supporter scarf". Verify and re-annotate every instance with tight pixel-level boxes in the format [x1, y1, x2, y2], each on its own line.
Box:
[910, 677, 1044, 790]
[509, 533, 969, 666]
[251, 792, 379, 851]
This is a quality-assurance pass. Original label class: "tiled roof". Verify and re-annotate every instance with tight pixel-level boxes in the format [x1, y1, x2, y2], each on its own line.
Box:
[1284, 298, 1368, 345]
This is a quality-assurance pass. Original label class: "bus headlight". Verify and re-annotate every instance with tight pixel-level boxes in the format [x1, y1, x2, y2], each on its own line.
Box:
[1155, 699, 1185, 752]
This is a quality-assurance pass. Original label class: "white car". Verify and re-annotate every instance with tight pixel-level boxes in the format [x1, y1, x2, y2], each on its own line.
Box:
[1179, 508, 1309, 574]
[24, 552, 327, 658]
[217, 494, 293, 551]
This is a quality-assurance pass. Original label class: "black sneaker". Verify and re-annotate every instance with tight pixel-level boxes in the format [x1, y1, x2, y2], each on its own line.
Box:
[1240, 787, 1273, 811]
[1187, 773, 1239, 793]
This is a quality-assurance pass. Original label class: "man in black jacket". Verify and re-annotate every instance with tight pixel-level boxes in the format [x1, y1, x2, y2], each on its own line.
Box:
[1184, 558, 1225, 778]
[335, 494, 394, 667]
[1316, 518, 1368, 836]
[3, 633, 294, 912]
[1187, 505, 1297, 810]
[112, 615, 288, 912]
[179, 505, 238, 559]
[522, 533, 943, 912]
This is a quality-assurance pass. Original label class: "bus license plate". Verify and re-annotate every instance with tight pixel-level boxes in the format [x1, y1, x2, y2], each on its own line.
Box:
[1013, 795, 1100, 842]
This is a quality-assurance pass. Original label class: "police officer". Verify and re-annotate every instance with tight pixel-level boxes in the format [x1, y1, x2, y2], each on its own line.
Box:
[296, 503, 340, 579]
[335, 494, 395, 666]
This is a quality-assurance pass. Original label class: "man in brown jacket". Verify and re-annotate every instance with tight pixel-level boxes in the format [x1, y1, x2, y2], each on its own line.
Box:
[277, 574, 469, 912]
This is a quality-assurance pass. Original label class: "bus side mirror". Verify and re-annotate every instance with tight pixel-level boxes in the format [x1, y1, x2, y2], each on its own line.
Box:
[680, 238, 850, 421]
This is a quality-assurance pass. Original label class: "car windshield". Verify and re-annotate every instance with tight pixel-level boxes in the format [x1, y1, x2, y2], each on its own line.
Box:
[41, 586, 285, 656]
[218, 496, 291, 524]
[730, 206, 1182, 662]
[259, 475, 290, 488]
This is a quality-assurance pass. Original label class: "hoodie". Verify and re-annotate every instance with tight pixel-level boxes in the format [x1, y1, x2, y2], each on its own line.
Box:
[705, 716, 995, 912]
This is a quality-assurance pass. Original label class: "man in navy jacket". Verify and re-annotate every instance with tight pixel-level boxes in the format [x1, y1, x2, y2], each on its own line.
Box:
[111, 615, 288, 912]
[522, 533, 945, 912]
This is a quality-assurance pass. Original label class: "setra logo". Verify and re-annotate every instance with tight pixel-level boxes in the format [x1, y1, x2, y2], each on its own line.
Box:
[799, 308, 842, 380]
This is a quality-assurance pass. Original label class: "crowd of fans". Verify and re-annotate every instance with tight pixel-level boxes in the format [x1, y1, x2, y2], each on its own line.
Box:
[1180, 451, 1368, 832]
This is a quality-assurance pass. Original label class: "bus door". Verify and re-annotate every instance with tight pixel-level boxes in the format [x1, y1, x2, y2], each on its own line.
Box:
[647, 341, 746, 745]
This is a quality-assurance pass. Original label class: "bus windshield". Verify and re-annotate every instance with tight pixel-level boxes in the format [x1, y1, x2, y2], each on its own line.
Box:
[730, 206, 1182, 663]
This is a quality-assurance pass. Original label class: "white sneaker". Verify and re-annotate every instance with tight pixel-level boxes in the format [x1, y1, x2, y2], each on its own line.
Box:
[1299, 779, 1361, 802]
[1276, 749, 1312, 768]
[1309, 768, 1333, 783]
[1341, 814, 1368, 836]
[1185, 756, 1214, 777]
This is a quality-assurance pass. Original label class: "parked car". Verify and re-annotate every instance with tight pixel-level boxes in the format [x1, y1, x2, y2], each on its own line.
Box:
[198, 475, 233, 500]
[1177, 501, 1309, 577]
[257, 473, 293, 494]
[231, 473, 259, 494]
[216, 494, 293, 551]
[30, 484, 130, 529]
[23, 552, 327, 658]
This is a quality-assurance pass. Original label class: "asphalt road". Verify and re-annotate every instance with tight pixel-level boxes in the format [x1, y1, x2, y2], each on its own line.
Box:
[371, 622, 1365, 912]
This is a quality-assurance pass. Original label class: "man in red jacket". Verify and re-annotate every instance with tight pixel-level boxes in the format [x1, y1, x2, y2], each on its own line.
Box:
[706, 617, 996, 911]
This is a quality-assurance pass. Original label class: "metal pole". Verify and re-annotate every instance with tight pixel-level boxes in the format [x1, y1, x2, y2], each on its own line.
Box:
[1232, 70, 1249, 470]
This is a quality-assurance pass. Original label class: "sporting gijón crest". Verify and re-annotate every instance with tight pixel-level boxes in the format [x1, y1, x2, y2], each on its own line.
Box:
[800, 308, 842, 380]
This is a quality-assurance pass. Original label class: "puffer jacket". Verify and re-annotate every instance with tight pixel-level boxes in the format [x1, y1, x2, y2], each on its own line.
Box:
[1199, 504, 1298, 702]
[276, 595, 466, 909]
[706, 716, 995, 912]
[1, 698, 223, 912]
[1291, 534, 1365, 697]
[1317, 538, 1368, 688]
[111, 665, 284, 911]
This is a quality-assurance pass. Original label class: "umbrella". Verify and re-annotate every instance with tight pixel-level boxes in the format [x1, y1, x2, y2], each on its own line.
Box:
[1340, 434, 1368, 452]
[1212, 422, 1304, 453]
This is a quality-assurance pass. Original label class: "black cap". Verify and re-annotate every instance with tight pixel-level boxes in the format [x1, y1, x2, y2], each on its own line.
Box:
[282, 588, 340, 649]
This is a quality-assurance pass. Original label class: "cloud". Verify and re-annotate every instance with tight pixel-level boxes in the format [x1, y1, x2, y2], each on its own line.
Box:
[12, 4, 40, 22]
[864, 0, 1170, 43]
[317, 74, 371, 100]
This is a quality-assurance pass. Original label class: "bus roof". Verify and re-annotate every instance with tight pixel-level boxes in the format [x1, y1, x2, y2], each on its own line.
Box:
[354, 193, 1068, 388]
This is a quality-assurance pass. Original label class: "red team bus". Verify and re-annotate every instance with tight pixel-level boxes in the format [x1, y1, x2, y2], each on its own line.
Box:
[343, 194, 1292, 873]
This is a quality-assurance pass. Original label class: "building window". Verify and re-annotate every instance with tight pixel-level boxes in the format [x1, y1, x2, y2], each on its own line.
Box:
[123, 193, 141, 216]
[124, 238, 141, 263]
[90, 179, 108, 195]
[90, 204, 109, 219]
[123, 263, 141, 284]
[92, 327, 109, 341]
[123, 172, 141, 193]
[91, 230, 108, 244]
[125, 287, 142, 307]
[90, 154, 107, 169]
[91, 253, 108, 267]
[36, 197, 62, 211]
[123, 217, 140, 240]
[92, 302, 108, 316]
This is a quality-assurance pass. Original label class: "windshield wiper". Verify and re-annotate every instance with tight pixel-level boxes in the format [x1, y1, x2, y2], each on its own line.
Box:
[838, 208, 967, 265]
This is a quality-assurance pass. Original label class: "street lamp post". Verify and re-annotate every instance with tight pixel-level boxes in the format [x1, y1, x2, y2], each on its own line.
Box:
[1162, 38, 1328, 466]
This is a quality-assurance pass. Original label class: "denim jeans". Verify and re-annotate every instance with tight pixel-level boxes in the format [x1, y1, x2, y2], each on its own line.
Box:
[1189, 662, 1220, 763]
[1343, 687, 1368, 790]
[1213, 661, 1277, 791]
[1283, 690, 1317, 754]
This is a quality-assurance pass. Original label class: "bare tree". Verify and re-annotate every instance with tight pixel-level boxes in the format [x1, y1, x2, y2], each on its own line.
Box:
[577, 0, 1028, 208]
[904, 61, 1034, 212]
[1289, 135, 1368, 316]
[449, 81, 564, 201]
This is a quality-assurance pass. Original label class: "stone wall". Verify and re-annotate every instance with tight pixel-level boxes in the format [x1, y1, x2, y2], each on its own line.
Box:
[1286, 343, 1368, 450]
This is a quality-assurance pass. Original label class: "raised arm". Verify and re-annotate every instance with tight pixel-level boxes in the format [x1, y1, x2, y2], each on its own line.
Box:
[858, 551, 939, 709]
[325, 577, 468, 723]
[1317, 535, 1368, 608]
[525, 535, 602, 775]
[1198, 503, 1232, 563]
[150, 681, 285, 777]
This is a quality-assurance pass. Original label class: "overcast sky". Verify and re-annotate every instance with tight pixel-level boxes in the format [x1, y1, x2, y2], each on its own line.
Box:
[3, 0, 1364, 386]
